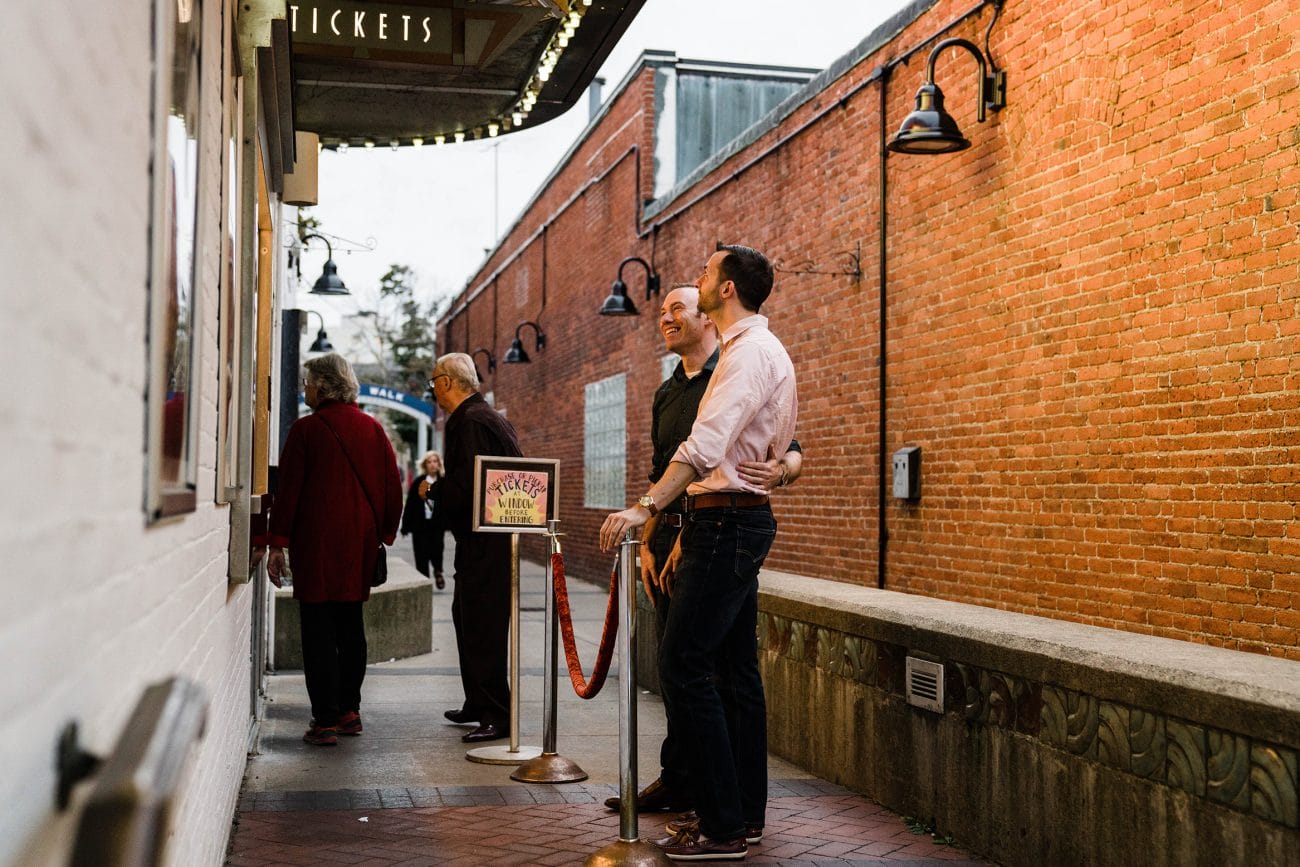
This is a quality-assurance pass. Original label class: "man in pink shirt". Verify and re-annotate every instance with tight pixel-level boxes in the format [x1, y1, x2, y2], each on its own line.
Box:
[600, 244, 797, 861]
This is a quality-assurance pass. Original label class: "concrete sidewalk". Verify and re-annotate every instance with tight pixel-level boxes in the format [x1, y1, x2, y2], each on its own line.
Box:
[229, 536, 984, 865]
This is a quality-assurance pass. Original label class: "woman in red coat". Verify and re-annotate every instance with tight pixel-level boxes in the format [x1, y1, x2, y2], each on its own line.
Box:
[266, 354, 402, 746]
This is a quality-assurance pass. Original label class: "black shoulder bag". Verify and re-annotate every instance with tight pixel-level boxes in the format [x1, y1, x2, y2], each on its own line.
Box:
[317, 415, 388, 587]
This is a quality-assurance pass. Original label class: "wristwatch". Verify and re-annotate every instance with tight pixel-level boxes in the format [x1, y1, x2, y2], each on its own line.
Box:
[637, 494, 658, 517]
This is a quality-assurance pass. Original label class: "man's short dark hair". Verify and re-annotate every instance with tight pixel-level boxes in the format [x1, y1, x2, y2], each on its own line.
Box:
[717, 244, 774, 312]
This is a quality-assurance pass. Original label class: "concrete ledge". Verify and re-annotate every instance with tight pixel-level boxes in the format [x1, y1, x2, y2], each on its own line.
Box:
[273, 558, 432, 670]
[755, 570, 1300, 865]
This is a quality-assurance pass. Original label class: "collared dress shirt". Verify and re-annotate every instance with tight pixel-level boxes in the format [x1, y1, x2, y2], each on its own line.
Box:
[671, 314, 797, 496]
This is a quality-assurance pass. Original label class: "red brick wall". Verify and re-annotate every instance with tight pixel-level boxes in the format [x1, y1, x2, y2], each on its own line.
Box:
[439, 0, 1300, 659]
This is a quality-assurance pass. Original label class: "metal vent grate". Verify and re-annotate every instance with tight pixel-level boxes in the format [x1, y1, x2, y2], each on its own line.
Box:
[905, 656, 944, 713]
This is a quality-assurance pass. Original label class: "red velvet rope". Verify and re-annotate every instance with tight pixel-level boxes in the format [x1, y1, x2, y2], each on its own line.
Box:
[551, 551, 619, 699]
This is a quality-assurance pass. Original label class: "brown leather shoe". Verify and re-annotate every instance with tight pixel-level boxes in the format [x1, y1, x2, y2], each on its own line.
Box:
[653, 826, 747, 861]
[667, 811, 762, 844]
[604, 776, 692, 812]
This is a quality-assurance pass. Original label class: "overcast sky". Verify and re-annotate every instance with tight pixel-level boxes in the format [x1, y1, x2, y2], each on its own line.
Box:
[294, 0, 913, 328]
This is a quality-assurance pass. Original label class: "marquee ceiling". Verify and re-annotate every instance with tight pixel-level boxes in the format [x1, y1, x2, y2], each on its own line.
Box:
[290, 0, 647, 146]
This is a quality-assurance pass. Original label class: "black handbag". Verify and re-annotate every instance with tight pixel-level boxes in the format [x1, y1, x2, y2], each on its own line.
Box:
[318, 415, 388, 587]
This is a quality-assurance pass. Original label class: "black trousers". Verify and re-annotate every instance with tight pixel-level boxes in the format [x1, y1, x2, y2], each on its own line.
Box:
[412, 525, 445, 577]
[299, 601, 367, 726]
[450, 531, 511, 729]
[648, 517, 691, 793]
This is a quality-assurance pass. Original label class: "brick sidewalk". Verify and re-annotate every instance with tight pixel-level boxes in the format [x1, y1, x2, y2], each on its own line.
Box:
[233, 548, 985, 865]
[229, 779, 983, 865]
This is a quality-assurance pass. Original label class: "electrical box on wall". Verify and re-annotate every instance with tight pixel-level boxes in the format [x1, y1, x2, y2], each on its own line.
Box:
[892, 446, 921, 500]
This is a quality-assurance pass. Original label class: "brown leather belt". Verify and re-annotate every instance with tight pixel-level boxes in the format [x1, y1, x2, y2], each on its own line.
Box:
[660, 512, 685, 528]
[684, 492, 769, 512]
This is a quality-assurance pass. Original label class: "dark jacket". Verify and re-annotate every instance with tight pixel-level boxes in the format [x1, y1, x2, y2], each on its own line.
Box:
[402, 475, 443, 536]
[442, 393, 522, 538]
[268, 400, 402, 603]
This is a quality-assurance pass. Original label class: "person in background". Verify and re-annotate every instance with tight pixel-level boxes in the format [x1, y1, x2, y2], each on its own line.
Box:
[263, 353, 403, 747]
[605, 283, 803, 817]
[402, 450, 446, 589]
[428, 352, 522, 744]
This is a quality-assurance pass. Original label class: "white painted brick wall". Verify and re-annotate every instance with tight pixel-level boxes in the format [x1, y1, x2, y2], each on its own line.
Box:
[1, 1, 252, 864]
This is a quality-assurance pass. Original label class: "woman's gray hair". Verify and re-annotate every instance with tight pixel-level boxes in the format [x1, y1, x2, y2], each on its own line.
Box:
[434, 352, 479, 391]
[304, 353, 359, 403]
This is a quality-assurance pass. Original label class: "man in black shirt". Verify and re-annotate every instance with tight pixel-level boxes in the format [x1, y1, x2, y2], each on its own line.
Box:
[429, 352, 522, 743]
[604, 284, 802, 814]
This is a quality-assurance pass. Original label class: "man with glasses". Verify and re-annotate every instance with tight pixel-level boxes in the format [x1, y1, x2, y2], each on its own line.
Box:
[427, 353, 522, 743]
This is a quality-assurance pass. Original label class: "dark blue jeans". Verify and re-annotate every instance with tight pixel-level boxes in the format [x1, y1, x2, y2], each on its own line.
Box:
[658, 505, 776, 841]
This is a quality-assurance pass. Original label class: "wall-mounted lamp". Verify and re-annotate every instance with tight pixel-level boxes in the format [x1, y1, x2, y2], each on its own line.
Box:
[503, 321, 546, 364]
[471, 347, 497, 380]
[302, 309, 333, 352]
[887, 37, 1006, 155]
[302, 232, 350, 295]
[598, 256, 660, 316]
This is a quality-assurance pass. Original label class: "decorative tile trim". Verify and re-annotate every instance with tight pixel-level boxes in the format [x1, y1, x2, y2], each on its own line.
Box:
[1166, 719, 1207, 797]
[1094, 702, 1131, 773]
[842, 634, 878, 685]
[1250, 745, 1299, 828]
[1129, 709, 1166, 781]
[1208, 730, 1252, 811]
[758, 616, 1299, 830]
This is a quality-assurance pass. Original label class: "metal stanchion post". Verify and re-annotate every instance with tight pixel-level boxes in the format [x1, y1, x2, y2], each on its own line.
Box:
[513, 519, 587, 782]
[467, 532, 542, 765]
[586, 533, 671, 867]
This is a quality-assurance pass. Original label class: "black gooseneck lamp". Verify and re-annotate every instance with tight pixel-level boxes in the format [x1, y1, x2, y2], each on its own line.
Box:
[503, 321, 546, 364]
[303, 309, 333, 353]
[887, 37, 1006, 155]
[302, 232, 350, 295]
[471, 347, 497, 381]
[598, 256, 660, 316]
